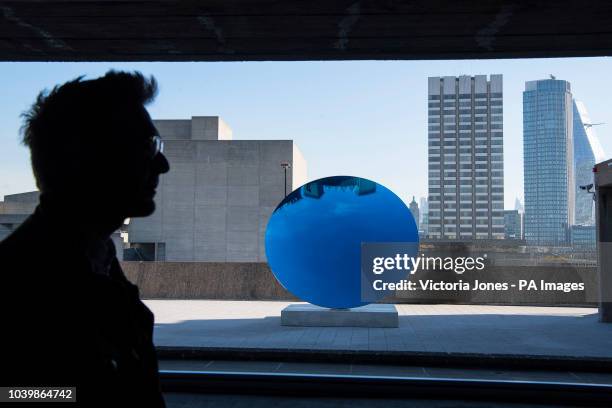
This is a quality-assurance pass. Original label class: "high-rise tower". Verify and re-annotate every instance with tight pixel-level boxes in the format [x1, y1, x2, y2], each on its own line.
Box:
[523, 79, 574, 246]
[409, 196, 420, 227]
[573, 100, 605, 226]
[427, 75, 504, 240]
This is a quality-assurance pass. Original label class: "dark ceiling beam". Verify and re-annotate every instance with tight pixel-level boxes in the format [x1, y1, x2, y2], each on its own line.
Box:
[0, 1, 611, 61]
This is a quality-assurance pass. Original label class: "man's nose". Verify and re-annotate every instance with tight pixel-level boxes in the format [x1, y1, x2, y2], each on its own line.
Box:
[153, 152, 170, 174]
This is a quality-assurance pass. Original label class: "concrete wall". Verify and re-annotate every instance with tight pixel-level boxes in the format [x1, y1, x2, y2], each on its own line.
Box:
[128, 116, 307, 262]
[0, 191, 39, 214]
[0, 191, 39, 241]
[122, 261, 297, 300]
[155, 116, 232, 141]
[0, 224, 11, 241]
[292, 144, 308, 189]
[121, 241, 598, 305]
[0, 190, 124, 259]
[0, 214, 29, 241]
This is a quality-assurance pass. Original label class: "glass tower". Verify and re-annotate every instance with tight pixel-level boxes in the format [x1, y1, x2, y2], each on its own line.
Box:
[503, 209, 521, 239]
[427, 75, 504, 240]
[573, 100, 605, 226]
[523, 79, 574, 246]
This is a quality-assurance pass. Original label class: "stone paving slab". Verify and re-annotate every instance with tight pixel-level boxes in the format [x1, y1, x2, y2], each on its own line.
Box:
[158, 359, 612, 385]
[147, 300, 612, 359]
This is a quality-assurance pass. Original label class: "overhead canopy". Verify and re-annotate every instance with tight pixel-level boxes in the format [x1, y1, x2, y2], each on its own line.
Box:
[1, 0, 611, 61]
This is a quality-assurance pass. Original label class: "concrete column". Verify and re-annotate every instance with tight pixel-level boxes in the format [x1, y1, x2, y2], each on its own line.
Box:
[594, 159, 612, 322]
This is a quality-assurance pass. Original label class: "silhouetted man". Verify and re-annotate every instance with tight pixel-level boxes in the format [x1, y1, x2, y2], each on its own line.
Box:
[0, 71, 169, 406]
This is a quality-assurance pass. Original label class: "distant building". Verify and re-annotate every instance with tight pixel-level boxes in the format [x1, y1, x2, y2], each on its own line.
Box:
[127, 116, 307, 262]
[419, 196, 428, 235]
[514, 197, 524, 213]
[573, 100, 605, 226]
[570, 224, 596, 250]
[427, 75, 504, 240]
[513, 198, 525, 239]
[421, 212, 429, 238]
[523, 78, 574, 246]
[419, 196, 428, 217]
[503, 210, 521, 240]
[0, 191, 38, 241]
[0, 191, 124, 258]
[409, 196, 420, 227]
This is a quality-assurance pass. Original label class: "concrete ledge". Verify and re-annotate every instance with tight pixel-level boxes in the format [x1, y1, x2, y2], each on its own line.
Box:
[156, 346, 612, 373]
[281, 304, 398, 328]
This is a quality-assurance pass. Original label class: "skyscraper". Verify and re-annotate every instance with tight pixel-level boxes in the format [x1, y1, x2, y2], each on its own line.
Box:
[573, 100, 605, 226]
[419, 197, 428, 215]
[523, 78, 574, 246]
[514, 197, 525, 239]
[409, 196, 420, 227]
[427, 75, 504, 240]
[503, 210, 521, 240]
[419, 196, 428, 234]
[514, 197, 524, 213]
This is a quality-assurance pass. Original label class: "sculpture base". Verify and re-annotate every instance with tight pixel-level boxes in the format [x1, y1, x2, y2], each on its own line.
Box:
[281, 303, 398, 328]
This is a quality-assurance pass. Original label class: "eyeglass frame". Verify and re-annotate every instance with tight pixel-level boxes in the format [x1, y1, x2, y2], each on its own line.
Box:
[150, 134, 164, 158]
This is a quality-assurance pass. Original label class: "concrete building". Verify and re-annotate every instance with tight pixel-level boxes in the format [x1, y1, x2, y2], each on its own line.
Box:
[503, 209, 522, 240]
[573, 100, 605, 226]
[0, 190, 125, 259]
[427, 75, 504, 240]
[523, 78, 574, 246]
[0, 191, 38, 241]
[127, 116, 307, 262]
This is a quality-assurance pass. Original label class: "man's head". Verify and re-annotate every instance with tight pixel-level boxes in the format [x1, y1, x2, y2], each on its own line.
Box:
[21, 70, 170, 218]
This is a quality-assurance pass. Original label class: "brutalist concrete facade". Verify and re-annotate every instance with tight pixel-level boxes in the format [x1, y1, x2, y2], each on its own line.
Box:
[0, 191, 38, 241]
[127, 116, 307, 262]
[0, 191, 125, 258]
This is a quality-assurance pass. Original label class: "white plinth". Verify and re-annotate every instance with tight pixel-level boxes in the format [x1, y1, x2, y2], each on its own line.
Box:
[281, 303, 398, 328]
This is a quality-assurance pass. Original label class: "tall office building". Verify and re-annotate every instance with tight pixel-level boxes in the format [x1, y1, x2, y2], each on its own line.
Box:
[503, 210, 521, 240]
[419, 197, 428, 218]
[523, 79, 574, 246]
[514, 197, 524, 213]
[513, 197, 525, 239]
[573, 100, 605, 226]
[419, 196, 428, 234]
[427, 75, 504, 240]
[409, 196, 420, 226]
[421, 213, 429, 237]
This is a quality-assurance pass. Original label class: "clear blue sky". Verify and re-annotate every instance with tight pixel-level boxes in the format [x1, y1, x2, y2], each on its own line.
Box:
[0, 58, 610, 210]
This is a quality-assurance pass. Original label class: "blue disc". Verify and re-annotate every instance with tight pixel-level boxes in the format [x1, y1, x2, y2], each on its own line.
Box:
[265, 176, 419, 309]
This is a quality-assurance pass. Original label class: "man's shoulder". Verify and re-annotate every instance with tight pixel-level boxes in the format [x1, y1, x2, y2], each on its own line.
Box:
[0, 213, 57, 274]
[0, 214, 39, 258]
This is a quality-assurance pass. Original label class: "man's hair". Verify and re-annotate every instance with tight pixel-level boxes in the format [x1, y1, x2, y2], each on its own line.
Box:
[21, 70, 158, 191]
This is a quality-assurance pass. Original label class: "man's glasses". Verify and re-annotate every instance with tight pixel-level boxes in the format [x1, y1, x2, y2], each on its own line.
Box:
[150, 135, 164, 158]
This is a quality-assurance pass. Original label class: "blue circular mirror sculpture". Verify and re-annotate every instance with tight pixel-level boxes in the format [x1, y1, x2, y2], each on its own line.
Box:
[265, 176, 419, 309]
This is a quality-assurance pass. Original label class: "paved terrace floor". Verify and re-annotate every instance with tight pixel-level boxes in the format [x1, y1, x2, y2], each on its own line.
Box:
[146, 301, 612, 359]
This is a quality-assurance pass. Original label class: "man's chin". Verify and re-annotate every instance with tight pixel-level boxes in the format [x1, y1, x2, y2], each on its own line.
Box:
[127, 199, 156, 218]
